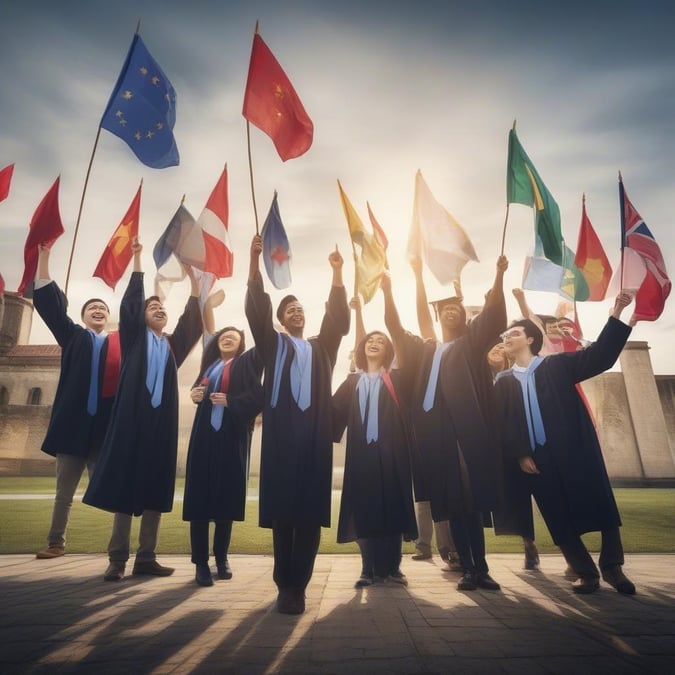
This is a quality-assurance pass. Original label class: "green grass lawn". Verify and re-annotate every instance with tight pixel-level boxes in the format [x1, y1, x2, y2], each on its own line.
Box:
[1, 477, 673, 555]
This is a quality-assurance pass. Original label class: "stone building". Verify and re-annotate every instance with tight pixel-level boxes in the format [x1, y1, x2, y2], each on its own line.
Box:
[1, 292, 674, 484]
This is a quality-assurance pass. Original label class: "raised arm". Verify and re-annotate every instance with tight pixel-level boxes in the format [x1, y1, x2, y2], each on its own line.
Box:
[319, 247, 350, 368]
[411, 256, 436, 341]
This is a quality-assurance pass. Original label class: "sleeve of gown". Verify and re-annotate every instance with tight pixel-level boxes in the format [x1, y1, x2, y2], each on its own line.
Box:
[119, 272, 146, 356]
[168, 296, 202, 368]
[494, 374, 533, 461]
[563, 316, 632, 383]
[32, 281, 79, 347]
[318, 285, 350, 369]
[331, 376, 354, 442]
[467, 287, 507, 357]
[245, 274, 277, 362]
[227, 348, 264, 423]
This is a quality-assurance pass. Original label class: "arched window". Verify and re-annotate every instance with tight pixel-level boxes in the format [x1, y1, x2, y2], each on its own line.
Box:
[0, 385, 8, 405]
[27, 388, 42, 405]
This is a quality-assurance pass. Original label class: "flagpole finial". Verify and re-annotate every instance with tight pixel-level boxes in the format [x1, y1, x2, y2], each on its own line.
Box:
[135, 18, 141, 34]
[254, 20, 259, 34]
[618, 170, 623, 182]
[512, 119, 517, 130]
[181, 194, 186, 205]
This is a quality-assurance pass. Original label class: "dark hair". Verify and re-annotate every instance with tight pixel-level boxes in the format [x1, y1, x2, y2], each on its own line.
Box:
[431, 297, 467, 328]
[276, 294, 299, 323]
[81, 298, 109, 318]
[144, 295, 162, 310]
[509, 319, 543, 355]
[194, 327, 246, 386]
[354, 330, 395, 371]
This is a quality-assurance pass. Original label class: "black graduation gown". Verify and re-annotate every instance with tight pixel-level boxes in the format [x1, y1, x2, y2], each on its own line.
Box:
[182, 348, 263, 522]
[33, 281, 117, 458]
[398, 297, 506, 521]
[332, 371, 418, 544]
[494, 316, 631, 543]
[245, 274, 349, 528]
[84, 272, 201, 515]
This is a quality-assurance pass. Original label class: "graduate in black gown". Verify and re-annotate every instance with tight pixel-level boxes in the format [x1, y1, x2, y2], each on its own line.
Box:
[183, 321, 262, 587]
[33, 244, 121, 559]
[495, 291, 637, 595]
[84, 238, 202, 581]
[245, 234, 349, 614]
[382, 257, 508, 592]
[333, 329, 417, 587]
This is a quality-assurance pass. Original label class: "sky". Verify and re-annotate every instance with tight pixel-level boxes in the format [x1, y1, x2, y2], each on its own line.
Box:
[2, 0, 674, 376]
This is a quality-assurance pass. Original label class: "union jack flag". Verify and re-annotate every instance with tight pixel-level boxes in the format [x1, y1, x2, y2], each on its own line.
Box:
[620, 175, 671, 322]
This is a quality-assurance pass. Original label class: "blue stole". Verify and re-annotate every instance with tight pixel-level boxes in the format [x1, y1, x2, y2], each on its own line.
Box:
[203, 359, 230, 431]
[357, 371, 383, 443]
[146, 330, 169, 409]
[422, 340, 453, 412]
[271, 333, 312, 411]
[86, 330, 107, 415]
[511, 356, 546, 450]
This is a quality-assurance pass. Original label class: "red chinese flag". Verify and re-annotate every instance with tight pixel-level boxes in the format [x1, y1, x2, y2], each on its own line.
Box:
[0, 164, 14, 202]
[242, 32, 313, 161]
[17, 177, 65, 295]
[574, 196, 612, 301]
[93, 183, 141, 289]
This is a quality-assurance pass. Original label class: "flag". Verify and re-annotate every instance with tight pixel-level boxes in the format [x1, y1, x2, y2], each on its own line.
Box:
[153, 203, 200, 270]
[338, 182, 386, 303]
[17, 177, 65, 295]
[539, 298, 585, 354]
[367, 202, 389, 251]
[574, 195, 612, 301]
[242, 32, 313, 161]
[0, 163, 14, 202]
[0, 273, 5, 297]
[507, 127, 563, 265]
[523, 237, 589, 301]
[100, 33, 179, 169]
[196, 166, 233, 278]
[261, 192, 292, 289]
[407, 170, 478, 285]
[93, 183, 141, 289]
[620, 176, 671, 322]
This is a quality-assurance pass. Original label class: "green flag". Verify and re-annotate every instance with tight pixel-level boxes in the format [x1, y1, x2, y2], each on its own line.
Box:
[507, 128, 564, 265]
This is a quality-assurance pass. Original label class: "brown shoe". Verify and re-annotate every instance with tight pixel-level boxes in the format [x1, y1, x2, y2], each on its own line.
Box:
[104, 562, 126, 582]
[132, 560, 175, 577]
[602, 566, 636, 595]
[36, 546, 65, 559]
[411, 550, 432, 561]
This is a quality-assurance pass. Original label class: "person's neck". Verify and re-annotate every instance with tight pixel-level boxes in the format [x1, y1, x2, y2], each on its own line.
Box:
[366, 359, 382, 374]
[148, 327, 163, 338]
[441, 326, 461, 343]
[87, 326, 106, 335]
[514, 350, 536, 368]
[287, 328, 304, 339]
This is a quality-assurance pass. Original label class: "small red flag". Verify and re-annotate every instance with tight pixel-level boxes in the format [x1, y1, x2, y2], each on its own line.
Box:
[17, 177, 65, 295]
[0, 164, 14, 202]
[574, 195, 612, 301]
[0, 273, 5, 298]
[197, 166, 233, 278]
[93, 183, 141, 289]
[242, 32, 313, 161]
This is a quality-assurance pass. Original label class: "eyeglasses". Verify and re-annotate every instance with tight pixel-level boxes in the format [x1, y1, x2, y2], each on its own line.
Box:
[500, 329, 526, 341]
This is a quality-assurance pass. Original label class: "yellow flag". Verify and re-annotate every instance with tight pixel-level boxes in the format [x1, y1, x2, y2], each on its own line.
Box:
[337, 180, 386, 303]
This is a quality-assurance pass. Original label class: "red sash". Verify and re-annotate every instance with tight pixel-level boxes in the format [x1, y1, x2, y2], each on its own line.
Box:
[101, 331, 121, 398]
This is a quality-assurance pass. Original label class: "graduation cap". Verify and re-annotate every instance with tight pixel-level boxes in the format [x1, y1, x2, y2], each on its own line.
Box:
[429, 296, 465, 321]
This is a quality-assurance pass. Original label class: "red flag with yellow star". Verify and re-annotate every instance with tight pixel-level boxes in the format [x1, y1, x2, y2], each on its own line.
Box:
[93, 182, 141, 289]
[242, 31, 313, 161]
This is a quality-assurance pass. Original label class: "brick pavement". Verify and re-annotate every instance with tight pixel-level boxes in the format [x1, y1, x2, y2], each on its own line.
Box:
[0, 553, 673, 674]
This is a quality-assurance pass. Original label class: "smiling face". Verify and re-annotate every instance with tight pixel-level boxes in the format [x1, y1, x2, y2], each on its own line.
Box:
[144, 298, 168, 335]
[364, 332, 388, 366]
[217, 329, 242, 358]
[501, 327, 532, 359]
[81, 301, 109, 333]
[281, 301, 305, 335]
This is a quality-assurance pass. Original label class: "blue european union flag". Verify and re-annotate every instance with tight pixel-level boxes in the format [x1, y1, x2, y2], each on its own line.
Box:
[101, 34, 179, 169]
[261, 192, 292, 290]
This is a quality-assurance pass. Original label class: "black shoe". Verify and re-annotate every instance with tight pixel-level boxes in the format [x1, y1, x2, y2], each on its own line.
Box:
[572, 578, 600, 594]
[602, 566, 636, 595]
[132, 560, 175, 577]
[277, 588, 305, 615]
[104, 562, 126, 582]
[457, 571, 477, 591]
[476, 572, 501, 591]
[216, 559, 232, 580]
[195, 563, 213, 587]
